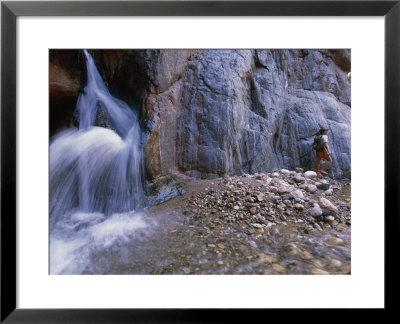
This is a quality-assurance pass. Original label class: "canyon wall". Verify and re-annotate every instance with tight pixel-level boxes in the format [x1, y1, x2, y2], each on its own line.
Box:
[50, 49, 351, 180]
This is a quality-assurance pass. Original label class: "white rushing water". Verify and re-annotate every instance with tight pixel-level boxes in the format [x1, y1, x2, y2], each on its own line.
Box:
[50, 50, 147, 274]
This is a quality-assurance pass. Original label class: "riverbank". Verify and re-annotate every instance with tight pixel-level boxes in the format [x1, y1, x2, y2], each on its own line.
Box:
[92, 169, 351, 275]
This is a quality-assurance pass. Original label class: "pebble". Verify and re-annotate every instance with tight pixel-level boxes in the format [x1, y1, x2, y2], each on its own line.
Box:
[293, 174, 306, 183]
[311, 268, 329, 275]
[272, 263, 286, 273]
[281, 193, 294, 200]
[257, 194, 265, 202]
[307, 184, 318, 193]
[295, 167, 304, 173]
[304, 171, 318, 179]
[295, 203, 304, 211]
[291, 189, 305, 200]
[318, 183, 330, 191]
[300, 251, 313, 260]
[314, 223, 323, 231]
[327, 237, 345, 246]
[259, 253, 279, 263]
[321, 209, 331, 216]
[319, 197, 338, 215]
[326, 216, 335, 222]
[331, 259, 342, 267]
[278, 185, 292, 194]
[310, 206, 323, 217]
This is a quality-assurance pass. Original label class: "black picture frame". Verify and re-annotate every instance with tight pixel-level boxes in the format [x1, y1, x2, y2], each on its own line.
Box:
[1, 0, 398, 322]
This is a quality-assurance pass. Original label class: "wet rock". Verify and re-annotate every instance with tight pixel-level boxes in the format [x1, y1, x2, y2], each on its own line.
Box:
[327, 237, 345, 246]
[300, 251, 313, 260]
[272, 263, 286, 273]
[295, 167, 304, 173]
[146, 176, 185, 206]
[311, 268, 329, 275]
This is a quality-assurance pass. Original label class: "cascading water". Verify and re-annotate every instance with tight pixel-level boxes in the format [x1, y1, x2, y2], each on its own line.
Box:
[50, 50, 150, 274]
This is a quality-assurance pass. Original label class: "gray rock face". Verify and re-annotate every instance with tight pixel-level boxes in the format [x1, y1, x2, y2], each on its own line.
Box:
[142, 49, 351, 180]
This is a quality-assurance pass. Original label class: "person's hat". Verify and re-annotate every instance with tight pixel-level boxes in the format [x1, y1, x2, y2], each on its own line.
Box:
[320, 127, 328, 131]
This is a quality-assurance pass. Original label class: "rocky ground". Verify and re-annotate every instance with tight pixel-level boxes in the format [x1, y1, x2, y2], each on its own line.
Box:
[94, 168, 351, 275]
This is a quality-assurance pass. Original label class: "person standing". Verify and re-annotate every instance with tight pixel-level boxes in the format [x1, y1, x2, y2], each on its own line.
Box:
[313, 128, 333, 177]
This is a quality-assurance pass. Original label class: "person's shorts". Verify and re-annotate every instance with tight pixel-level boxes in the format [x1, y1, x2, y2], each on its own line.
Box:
[316, 150, 331, 160]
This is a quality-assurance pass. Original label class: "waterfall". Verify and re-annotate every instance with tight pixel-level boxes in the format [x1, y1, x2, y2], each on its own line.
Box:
[49, 50, 148, 274]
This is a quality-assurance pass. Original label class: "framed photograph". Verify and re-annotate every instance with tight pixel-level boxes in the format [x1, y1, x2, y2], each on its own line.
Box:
[1, 0, 398, 321]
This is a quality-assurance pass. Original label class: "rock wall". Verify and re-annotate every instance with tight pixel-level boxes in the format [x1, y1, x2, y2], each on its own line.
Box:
[50, 49, 351, 180]
[140, 49, 351, 179]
